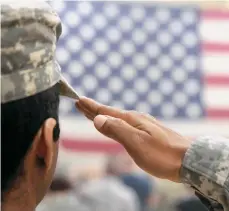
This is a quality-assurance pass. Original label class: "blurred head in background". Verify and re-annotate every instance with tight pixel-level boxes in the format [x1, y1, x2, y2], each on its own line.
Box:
[120, 172, 154, 211]
[105, 155, 122, 176]
[104, 153, 154, 210]
[105, 153, 130, 176]
[115, 152, 155, 211]
[49, 177, 73, 193]
[105, 152, 136, 176]
[36, 175, 87, 211]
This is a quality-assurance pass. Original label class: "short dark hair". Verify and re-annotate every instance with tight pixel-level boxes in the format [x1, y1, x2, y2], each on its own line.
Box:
[1, 83, 60, 199]
[49, 177, 73, 192]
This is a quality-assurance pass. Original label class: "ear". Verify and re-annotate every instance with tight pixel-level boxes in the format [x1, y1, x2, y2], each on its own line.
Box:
[36, 118, 58, 170]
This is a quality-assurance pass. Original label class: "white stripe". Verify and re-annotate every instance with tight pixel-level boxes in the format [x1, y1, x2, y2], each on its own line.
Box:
[60, 118, 111, 141]
[58, 150, 106, 170]
[203, 53, 229, 75]
[60, 117, 229, 138]
[201, 20, 229, 43]
[204, 86, 229, 109]
[57, 149, 108, 173]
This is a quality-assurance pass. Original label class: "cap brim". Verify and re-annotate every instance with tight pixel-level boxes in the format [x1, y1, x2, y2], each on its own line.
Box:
[1, 61, 80, 103]
[55, 61, 80, 100]
[59, 75, 80, 100]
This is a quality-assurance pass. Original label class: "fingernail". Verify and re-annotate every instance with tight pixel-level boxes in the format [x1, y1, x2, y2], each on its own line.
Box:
[79, 96, 93, 106]
[94, 115, 108, 129]
[79, 96, 88, 103]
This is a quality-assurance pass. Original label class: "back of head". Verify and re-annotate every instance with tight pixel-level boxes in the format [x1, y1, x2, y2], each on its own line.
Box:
[2, 84, 60, 195]
[1, 1, 63, 208]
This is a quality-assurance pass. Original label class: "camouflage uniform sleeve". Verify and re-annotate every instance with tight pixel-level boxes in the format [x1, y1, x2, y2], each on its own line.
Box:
[180, 136, 229, 211]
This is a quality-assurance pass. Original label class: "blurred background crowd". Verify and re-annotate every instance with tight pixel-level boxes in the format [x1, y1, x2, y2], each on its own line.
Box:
[37, 152, 208, 211]
[37, 0, 228, 210]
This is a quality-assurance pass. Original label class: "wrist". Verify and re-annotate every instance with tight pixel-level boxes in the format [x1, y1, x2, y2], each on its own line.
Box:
[170, 137, 192, 182]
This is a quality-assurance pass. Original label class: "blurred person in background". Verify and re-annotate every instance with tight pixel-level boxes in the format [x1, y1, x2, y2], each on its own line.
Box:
[36, 176, 88, 211]
[116, 152, 156, 211]
[76, 97, 229, 211]
[174, 188, 208, 211]
[79, 155, 140, 211]
[175, 195, 208, 211]
[121, 172, 155, 211]
[154, 193, 175, 211]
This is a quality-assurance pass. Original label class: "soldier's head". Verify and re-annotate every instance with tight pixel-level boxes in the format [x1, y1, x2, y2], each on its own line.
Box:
[1, 2, 78, 209]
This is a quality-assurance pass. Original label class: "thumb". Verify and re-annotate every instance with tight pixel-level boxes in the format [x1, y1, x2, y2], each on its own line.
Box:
[93, 115, 140, 146]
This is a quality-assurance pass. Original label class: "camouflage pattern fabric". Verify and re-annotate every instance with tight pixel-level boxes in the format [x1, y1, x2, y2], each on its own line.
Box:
[180, 136, 229, 211]
[1, 1, 79, 104]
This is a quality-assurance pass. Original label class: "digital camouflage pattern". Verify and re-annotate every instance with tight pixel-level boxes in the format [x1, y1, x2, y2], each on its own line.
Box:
[180, 136, 229, 211]
[1, 1, 79, 104]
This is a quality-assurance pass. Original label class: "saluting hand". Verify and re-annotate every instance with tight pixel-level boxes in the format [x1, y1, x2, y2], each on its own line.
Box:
[76, 97, 191, 182]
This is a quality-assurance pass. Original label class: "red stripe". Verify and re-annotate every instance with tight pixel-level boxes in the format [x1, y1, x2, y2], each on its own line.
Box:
[61, 139, 124, 152]
[202, 10, 229, 19]
[60, 135, 227, 151]
[202, 43, 229, 53]
[205, 76, 229, 86]
[61, 137, 195, 152]
[61, 134, 227, 152]
[207, 109, 229, 119]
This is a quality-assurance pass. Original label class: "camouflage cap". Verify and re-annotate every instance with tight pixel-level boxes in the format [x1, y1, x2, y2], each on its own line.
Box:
[1, 1, 79, 104]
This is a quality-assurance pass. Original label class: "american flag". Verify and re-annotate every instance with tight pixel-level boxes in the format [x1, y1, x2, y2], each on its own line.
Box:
[50, 1, 229, 158]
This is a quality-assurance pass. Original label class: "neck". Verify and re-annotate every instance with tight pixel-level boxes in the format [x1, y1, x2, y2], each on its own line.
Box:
[2, 202, 35, 211]
[2, 192, 36, 211]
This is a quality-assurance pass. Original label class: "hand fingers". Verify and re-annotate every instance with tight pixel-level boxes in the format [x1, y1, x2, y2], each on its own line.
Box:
[77, 97, 154, 128]
[94, 115, 149, 151]
[76, 101, 95, 120]
[77, 97, 157, 126]
[77, 97, 162, 138]
[77, 97, 126, 119]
